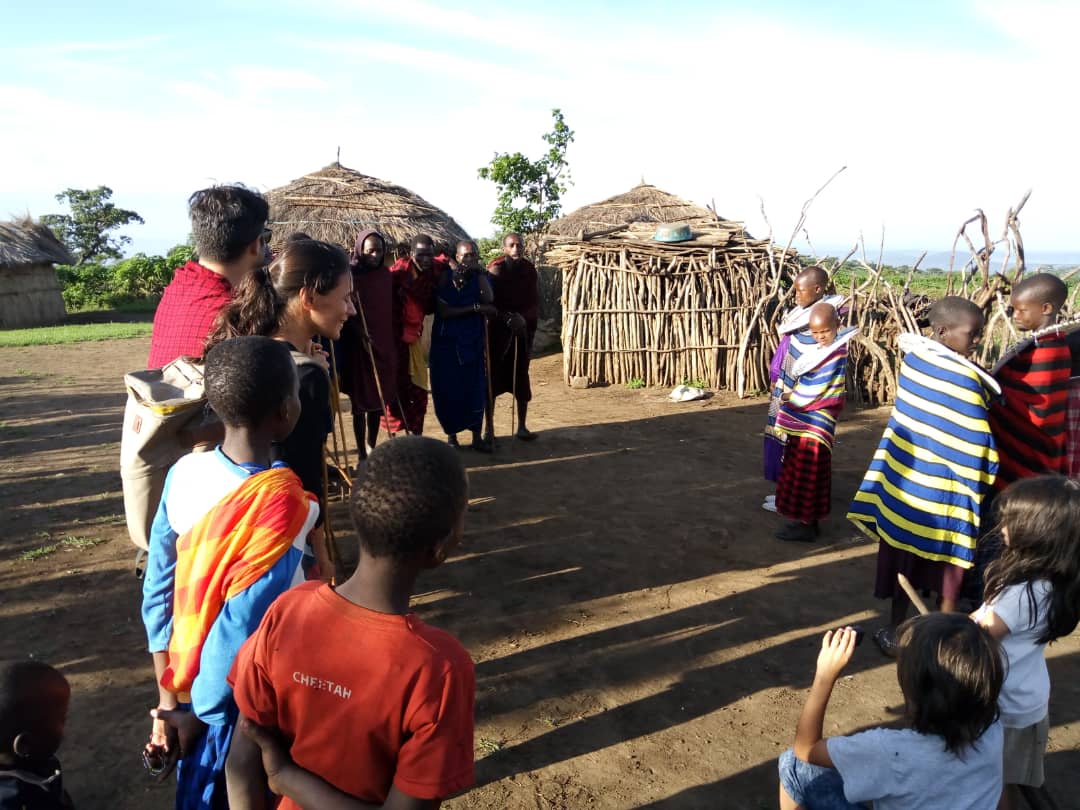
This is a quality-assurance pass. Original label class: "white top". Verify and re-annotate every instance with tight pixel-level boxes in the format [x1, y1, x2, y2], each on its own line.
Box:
[976, 580, 1052, 728]
[829, 724, 1003, 810]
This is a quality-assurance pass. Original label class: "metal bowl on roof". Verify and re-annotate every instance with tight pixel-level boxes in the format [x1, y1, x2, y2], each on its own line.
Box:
[652, 223, 693, 243]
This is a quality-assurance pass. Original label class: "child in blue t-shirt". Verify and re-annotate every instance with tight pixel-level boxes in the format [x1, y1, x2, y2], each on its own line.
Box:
[779, 613, 1004, 810]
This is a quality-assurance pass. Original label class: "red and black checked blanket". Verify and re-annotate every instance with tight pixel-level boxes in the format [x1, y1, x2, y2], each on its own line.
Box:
[990, 333, 1071, 490]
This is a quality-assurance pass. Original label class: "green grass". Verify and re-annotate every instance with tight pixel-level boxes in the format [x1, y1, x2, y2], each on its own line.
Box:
[18, 535, 109, 561]
[625, 377, 646, 390]
[0, 321, 153, 347]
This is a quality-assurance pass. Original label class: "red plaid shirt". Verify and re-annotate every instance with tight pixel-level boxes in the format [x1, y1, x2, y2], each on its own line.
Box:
[147, 262, 233, 368]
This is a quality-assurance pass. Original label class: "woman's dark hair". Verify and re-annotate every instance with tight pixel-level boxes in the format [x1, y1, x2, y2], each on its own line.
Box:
[187, 185, 269, 263]
[204, 239, 349, 353]
[895, 613, 1002, 756]
[985, 475, 1080, 644]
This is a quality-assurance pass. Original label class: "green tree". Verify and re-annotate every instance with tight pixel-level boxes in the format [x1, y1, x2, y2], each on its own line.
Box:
[42, 186, 144, 265]
[477, 109, 574, 239]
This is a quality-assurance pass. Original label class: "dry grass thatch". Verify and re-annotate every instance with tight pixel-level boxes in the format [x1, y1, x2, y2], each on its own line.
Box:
[0, 218, 75, 269]
[265, 163, 470, 252]
[546, 219, 798, 393]
[545, 183, 718, 239]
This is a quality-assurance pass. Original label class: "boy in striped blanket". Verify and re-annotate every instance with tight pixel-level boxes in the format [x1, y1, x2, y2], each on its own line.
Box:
[774, 303, 854, 542]
[141, 336, 319, 809]
[990, 273, 1071, 489]
[848, 297, 999, 656]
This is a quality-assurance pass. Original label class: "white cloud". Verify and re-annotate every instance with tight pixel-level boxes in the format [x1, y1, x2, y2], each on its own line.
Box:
[1, 4, 1077, 254]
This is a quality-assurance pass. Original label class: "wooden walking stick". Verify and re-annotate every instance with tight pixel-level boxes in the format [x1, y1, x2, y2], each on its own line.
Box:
[482, 316, 495, 448]
[326, 340, 351, 479]
[897, 573, 930, 616]
[320, 447, 339, 585]
[354, 296, 395, 439]
[510, 333, 518, 440]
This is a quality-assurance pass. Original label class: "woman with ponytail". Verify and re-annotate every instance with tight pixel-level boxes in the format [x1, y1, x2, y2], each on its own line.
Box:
[204, 238, 356, 578]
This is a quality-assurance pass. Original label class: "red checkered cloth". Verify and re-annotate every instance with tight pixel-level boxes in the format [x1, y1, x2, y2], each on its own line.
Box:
[147, 262, 233, 368]
[775, 435, 832, 523]
[1068, 379, 1080, 477]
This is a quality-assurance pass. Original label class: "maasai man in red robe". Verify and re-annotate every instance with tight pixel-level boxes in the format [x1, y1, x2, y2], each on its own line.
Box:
[485, 233, 540, 441]
[989, 273, 1072, 491]
[340, 229, 397, 462]
[383, 234, 443, 435]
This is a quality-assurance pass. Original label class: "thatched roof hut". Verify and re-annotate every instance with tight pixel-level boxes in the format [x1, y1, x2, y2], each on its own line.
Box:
[546, 218, 798, 394]
[546, 183, 717, 239]
[0, 218, 72, 328]
[265, 163, 470, 253]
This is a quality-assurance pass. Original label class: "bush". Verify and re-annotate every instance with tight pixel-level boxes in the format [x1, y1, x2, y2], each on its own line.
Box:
[56, 263, 114, 310]
[56, 243, 194, 311]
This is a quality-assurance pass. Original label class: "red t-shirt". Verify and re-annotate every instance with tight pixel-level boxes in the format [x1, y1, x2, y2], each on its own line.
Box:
[228, 581, 475, 806]
[147, 261, 233, 368]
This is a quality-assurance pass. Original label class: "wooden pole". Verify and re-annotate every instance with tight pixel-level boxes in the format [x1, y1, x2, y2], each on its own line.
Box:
[354, 296, 395, 439]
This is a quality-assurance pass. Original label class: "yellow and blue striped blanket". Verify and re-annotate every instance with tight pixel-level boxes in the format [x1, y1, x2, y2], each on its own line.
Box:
[847, 334, 1000, 568]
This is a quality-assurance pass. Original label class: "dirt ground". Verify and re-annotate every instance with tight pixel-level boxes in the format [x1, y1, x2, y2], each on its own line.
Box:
[1, 338, 1078, 810]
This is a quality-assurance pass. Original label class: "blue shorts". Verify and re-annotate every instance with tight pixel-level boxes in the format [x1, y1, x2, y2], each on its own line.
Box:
[778, 748, 866, 810]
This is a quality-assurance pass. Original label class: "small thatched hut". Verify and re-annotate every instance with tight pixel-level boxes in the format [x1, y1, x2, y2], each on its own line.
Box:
[0, 218, 72, 329]
[265, 163, 470, 253]
[546, 217, 798, 395]
[537, 184, 718, 322]
[546, 182, 716, 238]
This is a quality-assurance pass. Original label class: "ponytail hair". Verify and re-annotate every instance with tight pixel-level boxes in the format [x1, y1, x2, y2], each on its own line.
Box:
[204, 239, 349, 355]
[984, 475, 1080, 644]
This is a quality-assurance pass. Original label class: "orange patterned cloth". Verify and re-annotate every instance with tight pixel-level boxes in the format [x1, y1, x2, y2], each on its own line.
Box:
[161, 467, 316, 694]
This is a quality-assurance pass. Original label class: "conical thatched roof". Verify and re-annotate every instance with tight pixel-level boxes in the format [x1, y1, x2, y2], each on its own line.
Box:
[0, 218, 75, 269]
[265, 163, 470, 251]
[546, 183, 717, 238]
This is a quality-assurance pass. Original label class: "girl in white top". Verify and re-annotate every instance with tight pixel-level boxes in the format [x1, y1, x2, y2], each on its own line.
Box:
[973, 475, 1080, 809]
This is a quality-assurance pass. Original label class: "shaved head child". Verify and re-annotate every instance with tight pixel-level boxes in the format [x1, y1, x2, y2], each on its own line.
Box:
[990, 273, 1072, 488]
[0, 660, 72, 809]
[773, 303, 853, 542]
[227, 436, 475, 809]
[764, 267, 845, 505]
[848, 297, 999, 655]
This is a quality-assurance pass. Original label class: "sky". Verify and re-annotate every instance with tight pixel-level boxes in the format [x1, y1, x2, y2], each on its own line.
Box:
[2, 0, 1079, 262]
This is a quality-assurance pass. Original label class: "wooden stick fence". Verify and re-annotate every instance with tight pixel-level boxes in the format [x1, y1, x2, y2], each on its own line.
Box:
[547, 194, 1076, 408]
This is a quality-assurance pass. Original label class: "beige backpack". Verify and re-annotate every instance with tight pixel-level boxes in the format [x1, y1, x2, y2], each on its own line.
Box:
[119, 357, 212, 552]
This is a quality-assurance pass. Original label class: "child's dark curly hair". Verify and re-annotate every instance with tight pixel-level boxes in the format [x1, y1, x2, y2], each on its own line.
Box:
[351, 436, 468, 561]
[204, 336, 297, 429]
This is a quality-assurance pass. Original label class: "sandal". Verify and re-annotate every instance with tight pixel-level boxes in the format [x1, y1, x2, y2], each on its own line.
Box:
[873, 626, 900, 658]
[515, 426, 538, 441]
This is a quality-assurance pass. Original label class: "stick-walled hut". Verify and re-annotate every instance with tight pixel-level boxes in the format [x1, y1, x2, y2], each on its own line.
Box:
[265, 163, 470, 253]
[0, 218, 73, 328]
[538, 184, 719, 322]
[546, 217, 797, 395]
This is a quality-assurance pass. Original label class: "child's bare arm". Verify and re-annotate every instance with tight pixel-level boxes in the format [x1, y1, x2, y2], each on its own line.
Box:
[971, 605, 1011, 640]
[236, 718, 440, 810]
[793, 628, 858, 767]
[225, 724, 271, 810]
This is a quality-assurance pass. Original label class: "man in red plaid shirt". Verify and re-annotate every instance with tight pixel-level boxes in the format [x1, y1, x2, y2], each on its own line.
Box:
[147, 185, 270, 368]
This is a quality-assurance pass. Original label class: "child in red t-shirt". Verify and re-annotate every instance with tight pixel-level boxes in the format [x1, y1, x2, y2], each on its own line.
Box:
[225, 435, 475, 809]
